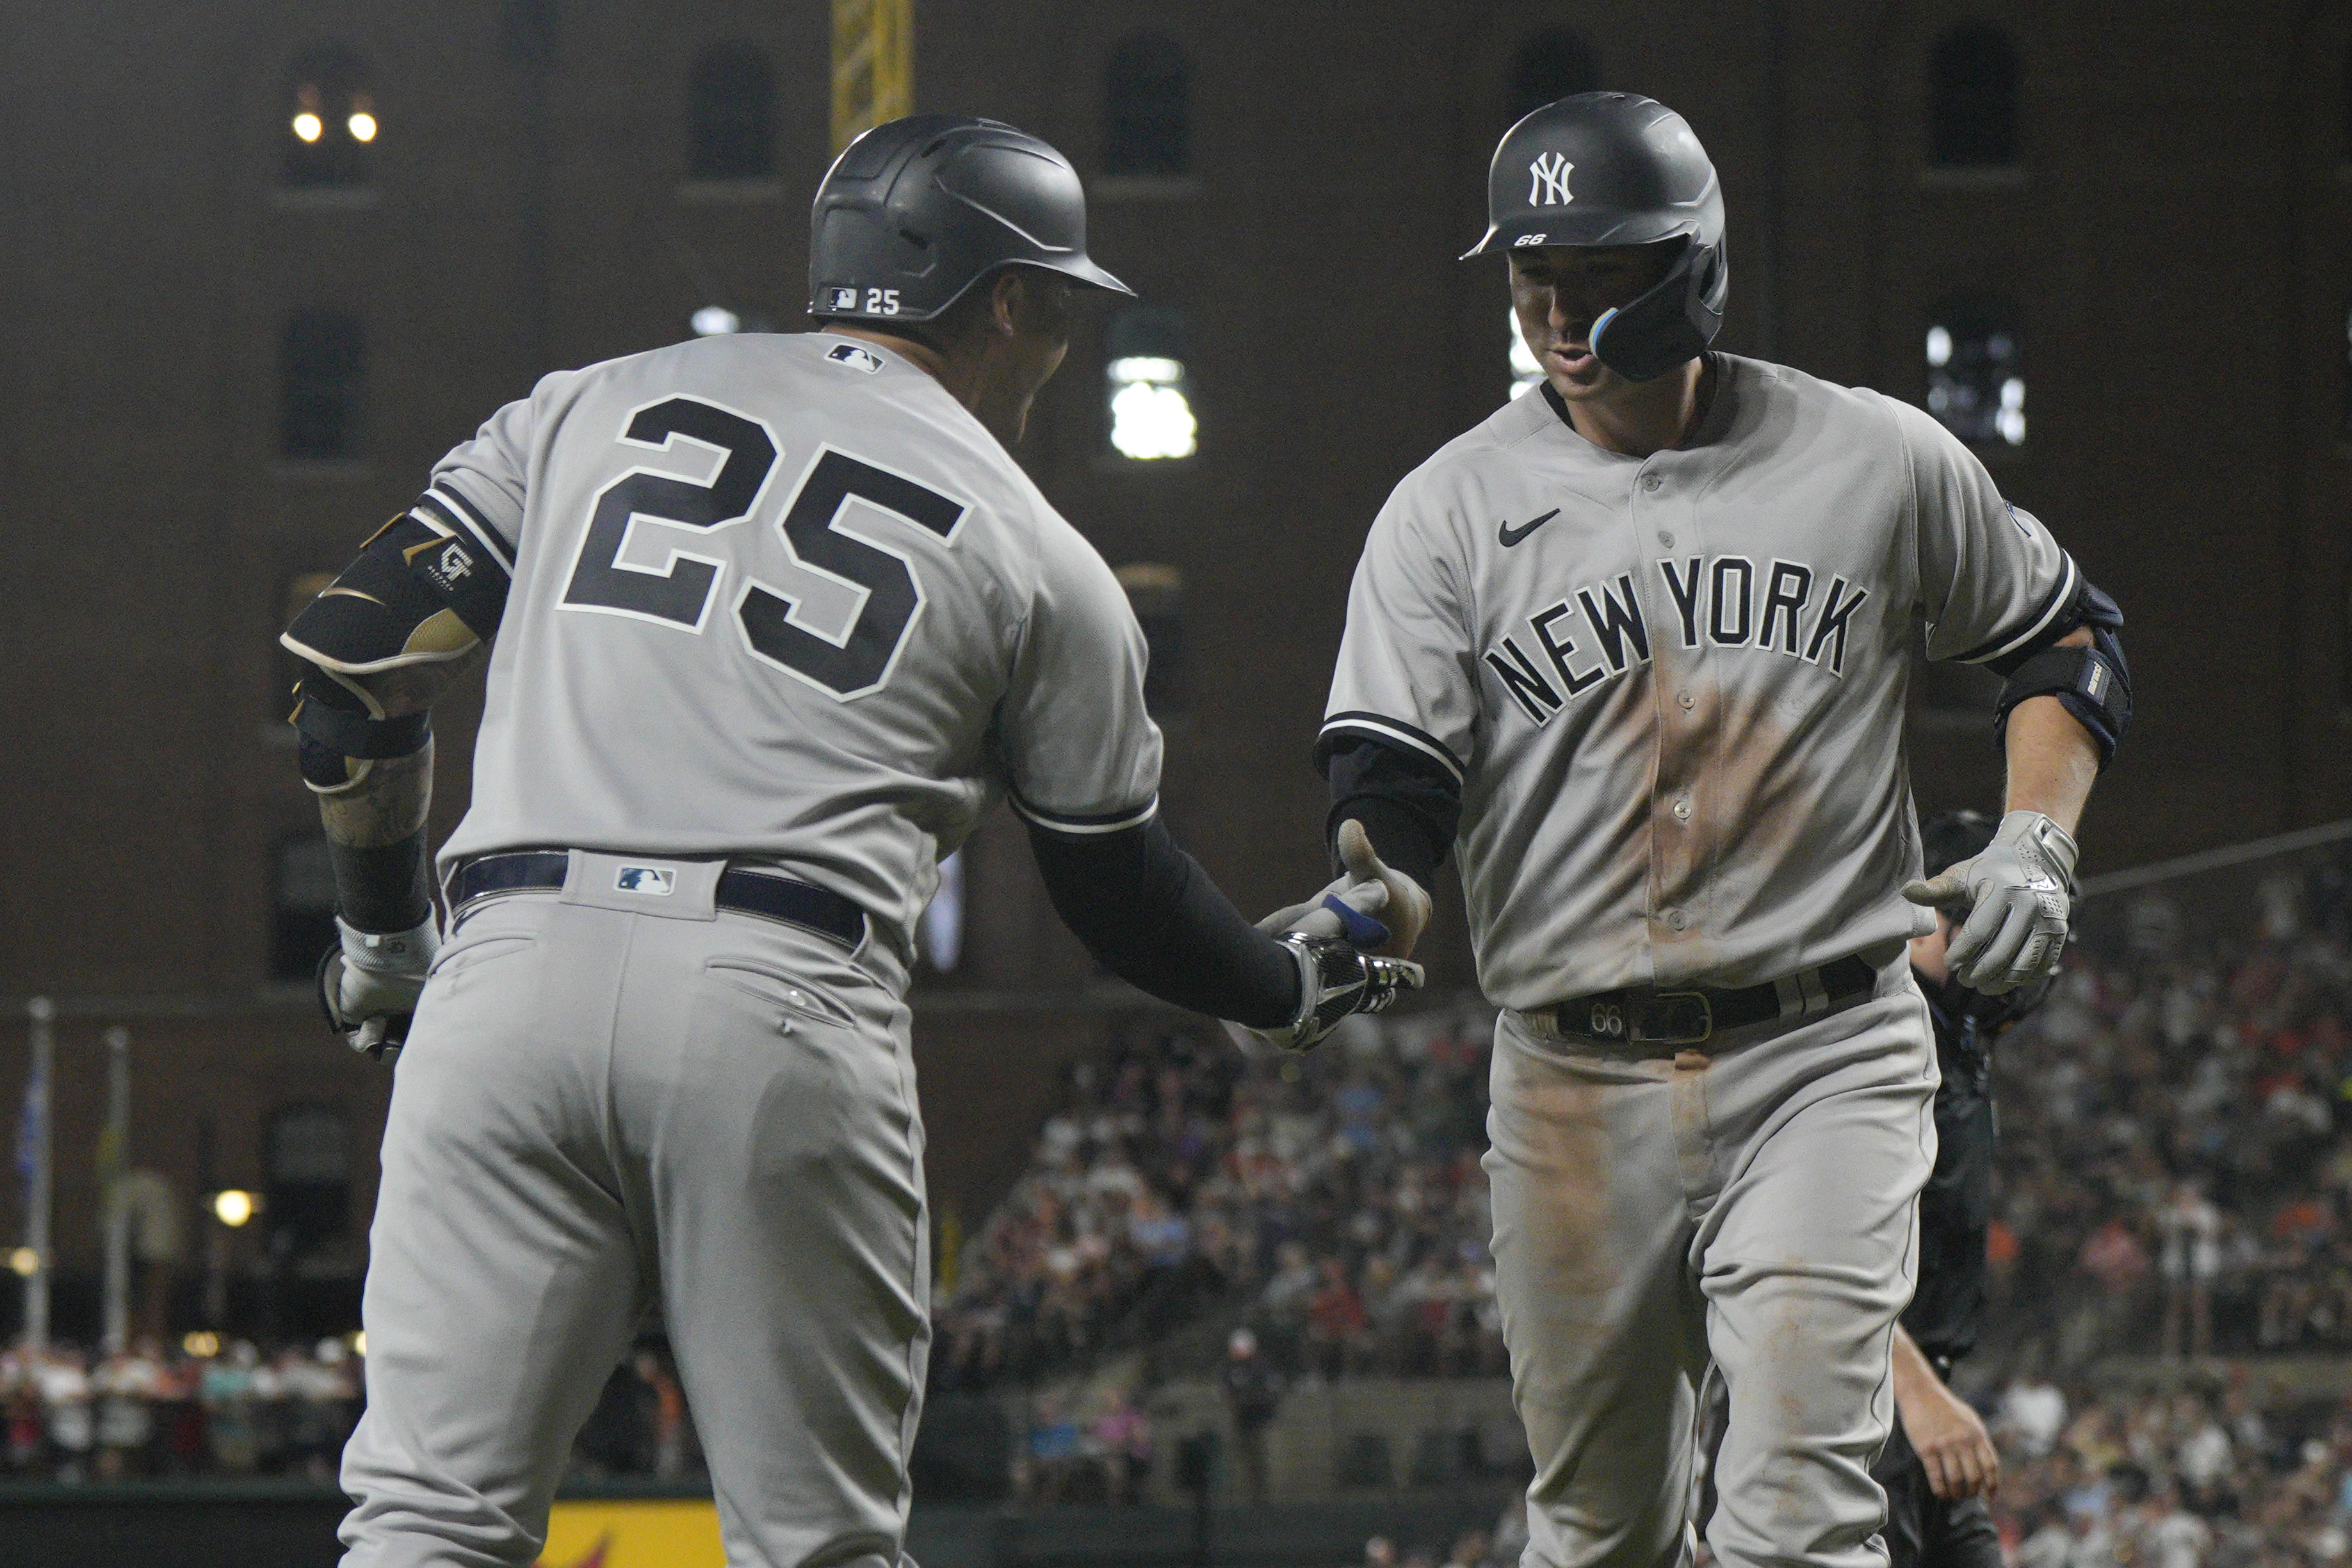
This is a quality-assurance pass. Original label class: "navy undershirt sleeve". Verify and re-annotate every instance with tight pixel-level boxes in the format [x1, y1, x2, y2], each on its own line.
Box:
[1027, 818, 1301, 1028]
[1317, 736, 1460, 891]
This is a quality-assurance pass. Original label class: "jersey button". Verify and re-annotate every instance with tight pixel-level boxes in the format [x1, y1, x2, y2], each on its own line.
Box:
[1641, 474, 1663, 492]
[1662, 909, 1689, 931]
[1678, 690, 1696, 711]
[1659, 531, 1676, 548]
[1672, 798, 1692, 822]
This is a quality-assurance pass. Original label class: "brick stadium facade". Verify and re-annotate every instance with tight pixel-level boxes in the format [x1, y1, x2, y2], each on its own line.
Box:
[1, 0, 2347, 1337]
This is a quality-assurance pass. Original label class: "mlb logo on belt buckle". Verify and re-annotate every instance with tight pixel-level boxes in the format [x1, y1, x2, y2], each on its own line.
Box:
[615, 866, 676, 896]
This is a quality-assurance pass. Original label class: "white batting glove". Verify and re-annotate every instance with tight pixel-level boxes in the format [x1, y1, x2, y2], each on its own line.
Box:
[318, 914, 439, 1060]
[1254, 821, 1432, 958]
[1902, 811, 2077, 996]
[1256, 874, 1394, 945]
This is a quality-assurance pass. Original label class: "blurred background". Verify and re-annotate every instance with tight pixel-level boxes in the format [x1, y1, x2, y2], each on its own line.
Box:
[1, 0, 2350, 1563]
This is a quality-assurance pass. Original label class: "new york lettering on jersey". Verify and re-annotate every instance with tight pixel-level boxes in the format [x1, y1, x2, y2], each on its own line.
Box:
[1322, 355, 2075, 1005]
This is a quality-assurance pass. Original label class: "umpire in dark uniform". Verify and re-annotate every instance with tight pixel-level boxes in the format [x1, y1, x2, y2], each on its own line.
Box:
[1874, 809, 2055, 1568]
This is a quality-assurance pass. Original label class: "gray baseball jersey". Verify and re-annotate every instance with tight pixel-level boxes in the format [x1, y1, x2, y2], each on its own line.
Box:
[426, 329, 1162, 957]
[1322, 353, 2075, 1009]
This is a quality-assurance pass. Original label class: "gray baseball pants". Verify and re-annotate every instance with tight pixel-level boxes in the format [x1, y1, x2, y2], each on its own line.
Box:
[1485, 946, 1936, 1568]
[337, 853, 930, 1567]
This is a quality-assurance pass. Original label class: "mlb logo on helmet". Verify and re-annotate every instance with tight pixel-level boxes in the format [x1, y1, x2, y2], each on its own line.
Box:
[827, 287, 859, 312]
[614, 866, 676, 896]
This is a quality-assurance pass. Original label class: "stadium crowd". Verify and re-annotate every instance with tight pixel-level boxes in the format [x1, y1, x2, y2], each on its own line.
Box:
[929, 1002, 1504, 1396]
[1985, 854, 2352, 1366]
[0, 1336, 359, 1483]
[1981, 1373, 2352, 1568]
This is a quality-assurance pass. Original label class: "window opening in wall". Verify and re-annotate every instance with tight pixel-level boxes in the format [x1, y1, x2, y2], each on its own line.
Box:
[1105, 33, 1191, 177]
[281, 311, 366, 460]
[283, 49, 375, 187]
[1115, 562, 1187, 720]
[1508, 29, 1600, 124]
[1925, 298, 2024, 448]
[264, 1104, 352, 1257]
[272, 834, 338, 983]
[1509, 309, 1545, 399]
[689, 42, 776, 180]
[1929, 24, 2020, 168]
[1107, 309, 1197, 460]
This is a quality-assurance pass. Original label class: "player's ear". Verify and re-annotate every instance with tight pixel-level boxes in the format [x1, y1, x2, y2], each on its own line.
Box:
[988, 269, 1026, 340]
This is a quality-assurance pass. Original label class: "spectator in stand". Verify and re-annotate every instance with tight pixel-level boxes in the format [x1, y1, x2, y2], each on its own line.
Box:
[1, 1345, 40, 1475]
[37, 1347, 94, 1483]
[92, 1342, 163, 1480]
[1021, 1394, 1082, 1504]
[199, 1341, 260, 1475]
[2157, 1179, 2222, 1360]
[1307, 1257, 1371, 1380]
[1220, 1327, 1284, 1505]
[1089, 1389, 1153, 1505]
[1998, 1368, 2068, 1460]
[631, 1346, 692, 1481]
[286, 1338, 358, 1480]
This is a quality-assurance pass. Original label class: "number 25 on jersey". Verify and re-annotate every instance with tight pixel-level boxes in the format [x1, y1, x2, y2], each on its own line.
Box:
[561, 396, 966, 700]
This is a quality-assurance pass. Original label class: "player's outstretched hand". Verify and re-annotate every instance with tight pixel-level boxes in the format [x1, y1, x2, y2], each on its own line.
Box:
[1253, 823, 1431, 958]
[1900, 1373, 2002, 1501]
[1901, 809, 2077, 996]
[1256, 872, 1394, 948]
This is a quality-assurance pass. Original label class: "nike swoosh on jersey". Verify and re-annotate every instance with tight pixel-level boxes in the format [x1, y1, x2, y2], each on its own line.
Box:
[1498, 508, 1560, 547]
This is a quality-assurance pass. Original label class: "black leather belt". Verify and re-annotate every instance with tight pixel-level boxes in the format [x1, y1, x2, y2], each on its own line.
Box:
[1529, 954, 1878, 1053]
[446, 850, 868, 950]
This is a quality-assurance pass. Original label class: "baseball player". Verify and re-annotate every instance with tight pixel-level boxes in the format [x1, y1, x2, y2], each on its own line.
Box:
[281, 115, 1415, 1567]
[1295, 94, 2133, 1568]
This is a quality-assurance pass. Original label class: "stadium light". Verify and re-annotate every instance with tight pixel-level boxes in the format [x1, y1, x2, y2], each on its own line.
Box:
[6, 1247, 36, 1278]
[211, 1189, 257, 1227]
[291, 112, 323, 143]
[347, 112, 378, 143]
[1107, 357, 1196, 460]
[692, 305, 741, 337]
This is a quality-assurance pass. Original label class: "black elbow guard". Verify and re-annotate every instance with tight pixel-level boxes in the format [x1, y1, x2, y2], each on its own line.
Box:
[282, 498, 511, 678]
[1995, 643, 2130, 768]
[1990, 575, 2131, 770]
[291, 668, 431, 794]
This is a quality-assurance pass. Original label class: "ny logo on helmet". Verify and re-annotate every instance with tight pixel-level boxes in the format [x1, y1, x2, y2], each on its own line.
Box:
[1528, 152, 1575, 207]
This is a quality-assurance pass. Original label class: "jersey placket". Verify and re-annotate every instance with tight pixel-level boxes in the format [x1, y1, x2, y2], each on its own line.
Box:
[1633, 453, 1715, 980]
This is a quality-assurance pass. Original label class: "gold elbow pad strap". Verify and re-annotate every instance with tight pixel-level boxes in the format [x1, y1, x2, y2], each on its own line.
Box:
[280, 496, 510, 677]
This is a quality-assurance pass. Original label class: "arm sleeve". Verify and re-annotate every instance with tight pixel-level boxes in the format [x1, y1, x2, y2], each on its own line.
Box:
[1897, 398, 2079, 667]
[1314, 489, 1479, 787]
[1028, 819, 1302, 1028]
[1320, 738, 1459, 891]
[995, 514, 1164, 835]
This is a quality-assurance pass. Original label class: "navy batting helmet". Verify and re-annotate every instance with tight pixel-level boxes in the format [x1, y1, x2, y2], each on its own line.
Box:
[1464, 92, 1727, 383]
[808, 114, 1131, 325]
